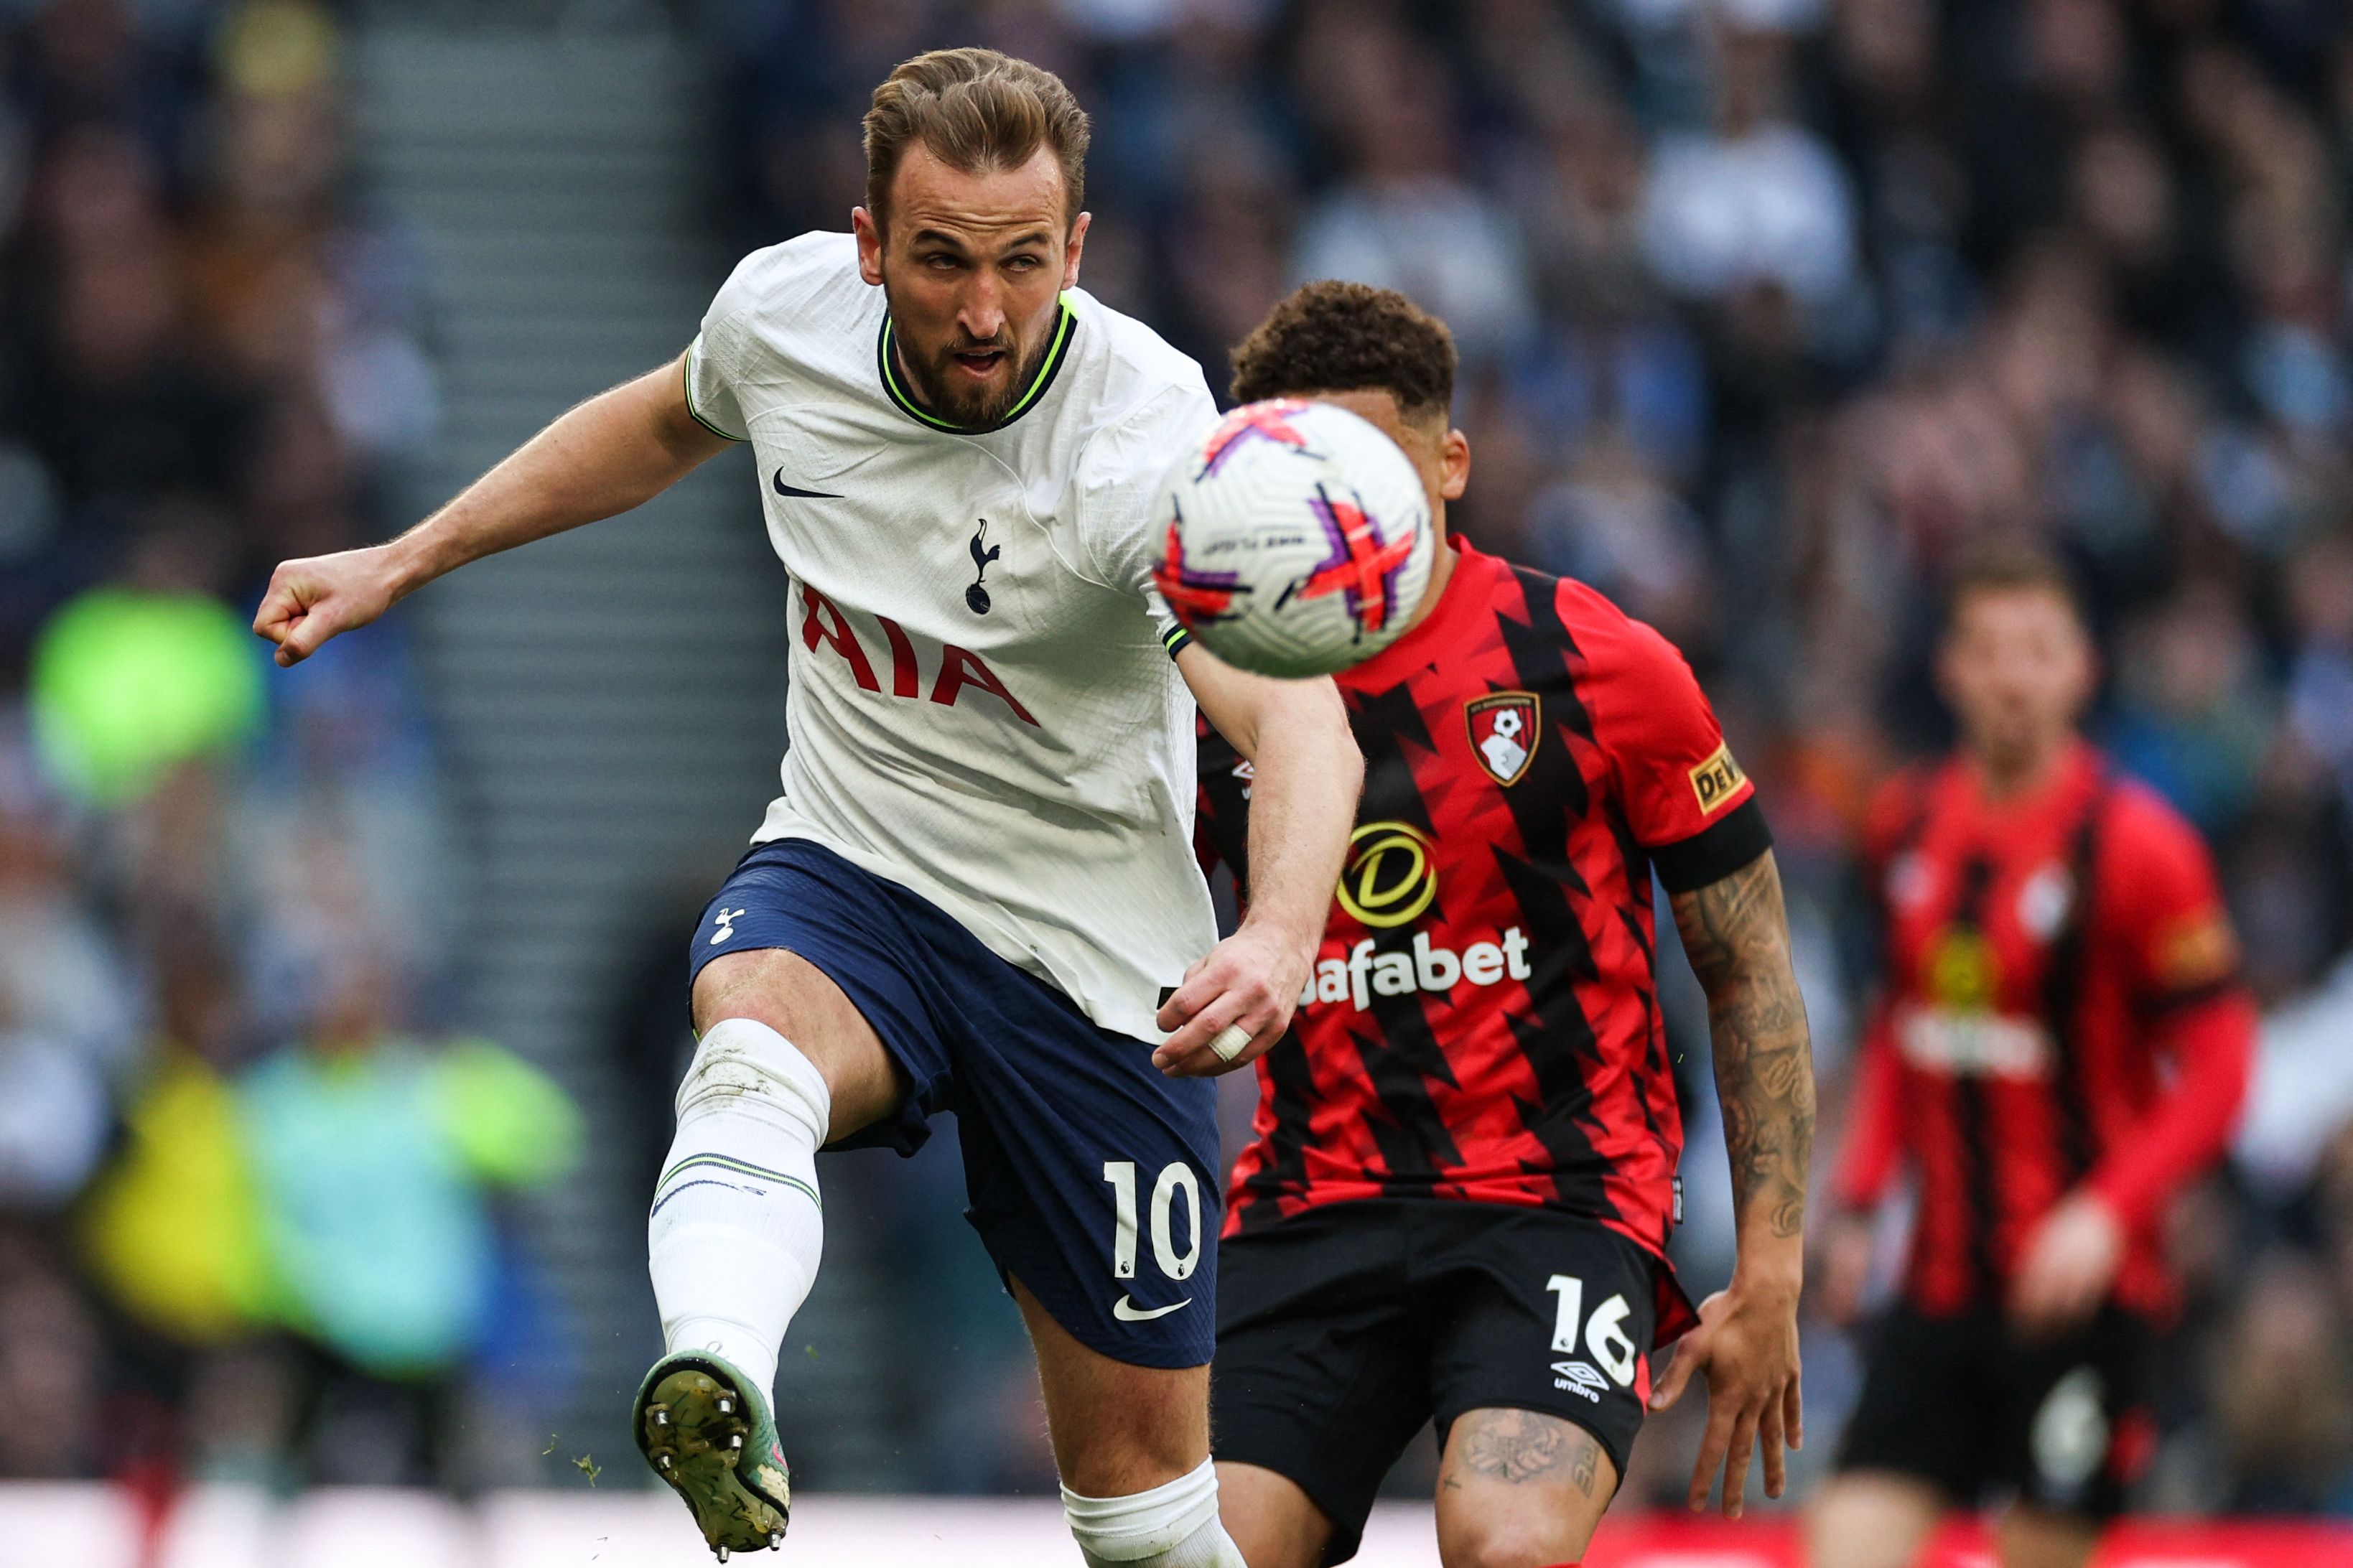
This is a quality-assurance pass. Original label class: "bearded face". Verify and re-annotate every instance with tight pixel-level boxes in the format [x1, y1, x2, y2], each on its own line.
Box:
[890, 312, 1056, 429]
[859, 142, 1085, 431]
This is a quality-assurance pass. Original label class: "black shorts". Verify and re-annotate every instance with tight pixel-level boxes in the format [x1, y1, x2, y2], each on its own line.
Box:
[1211, 1200, 1667, 1565]
[1837, 1302, 2157, 1520]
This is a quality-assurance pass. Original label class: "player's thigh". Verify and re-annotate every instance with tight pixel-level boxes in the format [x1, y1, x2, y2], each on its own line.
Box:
[1435, 1406, 1619, 1568]
[1216, 1460, 1331, 1568]
[1805, 1470, 1946, 1568]
[1012, 1274, 1208, 1496]
[1420, 1211, 1654, 1568]
[1998, 1505, 2102, 1568]
[948, 973, 1224, 1387]
[686, 842, 946, 1142]
[1211, 1208, 1428, 1567]
[1425, 1212, 1656, 1490]
[690, 946, 905, 1137]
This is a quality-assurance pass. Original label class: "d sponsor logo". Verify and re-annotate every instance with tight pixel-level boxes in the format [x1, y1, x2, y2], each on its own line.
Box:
[1925, 925, 1999, 1011]
[1336, 821, 1438, 929]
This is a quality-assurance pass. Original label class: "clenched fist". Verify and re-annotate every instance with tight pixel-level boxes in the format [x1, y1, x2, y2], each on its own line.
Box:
[252, 544, 409, 667]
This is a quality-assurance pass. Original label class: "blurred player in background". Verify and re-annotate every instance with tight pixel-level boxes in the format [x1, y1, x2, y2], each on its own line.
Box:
[1195, 283, 1814, 1568]
[1809, 552, 2258, 1568]
[252, 49, 1361, 1568]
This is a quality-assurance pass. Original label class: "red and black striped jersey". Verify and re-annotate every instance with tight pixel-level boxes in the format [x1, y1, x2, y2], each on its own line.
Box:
[1832, 742, 2257, 1317]
[1197, 539, 1770, 1323]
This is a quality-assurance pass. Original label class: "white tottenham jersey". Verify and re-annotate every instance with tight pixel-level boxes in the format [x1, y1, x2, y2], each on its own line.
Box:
[686, 232, 1221, 1042]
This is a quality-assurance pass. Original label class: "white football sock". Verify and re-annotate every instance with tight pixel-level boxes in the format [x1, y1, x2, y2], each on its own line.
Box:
[1063, 1460, 1247, 1568]
[647, 1017, 830, 1403]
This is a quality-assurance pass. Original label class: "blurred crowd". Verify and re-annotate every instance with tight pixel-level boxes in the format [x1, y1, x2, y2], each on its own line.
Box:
[0, 0, 581, 1499]
[710, 0, 2353, 1513]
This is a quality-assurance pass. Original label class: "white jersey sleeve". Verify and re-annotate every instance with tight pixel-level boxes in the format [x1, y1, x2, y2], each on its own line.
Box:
[1073, 375, 1219, 650]
[684, 235, 861, 442]
[684, 262, 756, 442]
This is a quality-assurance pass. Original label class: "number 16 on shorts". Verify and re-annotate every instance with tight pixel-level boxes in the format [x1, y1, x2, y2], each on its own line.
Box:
[1104, 1161, 1204, 1280]
[1548, 1273, 1640, 1401]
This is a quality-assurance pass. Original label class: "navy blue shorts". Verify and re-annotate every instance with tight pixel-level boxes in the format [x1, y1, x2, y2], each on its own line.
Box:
[689, 838, 1220, 1369]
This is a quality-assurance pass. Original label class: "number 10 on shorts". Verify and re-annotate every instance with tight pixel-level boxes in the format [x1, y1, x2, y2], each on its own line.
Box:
[1103, 1161, 1203, 1281]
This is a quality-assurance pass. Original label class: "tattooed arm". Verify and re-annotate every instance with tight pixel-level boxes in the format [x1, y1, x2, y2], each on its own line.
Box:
[1648, 847, 1816, 1518]
[1679, 848, 1817, 1248]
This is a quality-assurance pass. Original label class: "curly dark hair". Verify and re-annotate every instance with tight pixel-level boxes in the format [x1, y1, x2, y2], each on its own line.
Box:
[1229, 281, 1457, 421]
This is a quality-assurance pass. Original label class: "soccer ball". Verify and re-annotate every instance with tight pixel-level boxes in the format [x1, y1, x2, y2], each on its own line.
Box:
[1150, 398, 1435, 678]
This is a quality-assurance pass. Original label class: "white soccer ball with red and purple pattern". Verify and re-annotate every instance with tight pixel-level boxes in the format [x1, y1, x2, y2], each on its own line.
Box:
[1150, 398, 1435, 679]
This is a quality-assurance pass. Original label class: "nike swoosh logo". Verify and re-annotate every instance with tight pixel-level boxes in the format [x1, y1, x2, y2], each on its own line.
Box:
[773, 470, 842, 499]
[1112, 1294, 1192, 1322]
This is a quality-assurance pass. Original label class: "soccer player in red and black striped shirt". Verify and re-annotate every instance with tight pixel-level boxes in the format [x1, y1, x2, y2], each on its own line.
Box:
[1196, 283, 1817, 1568]
[1809, 551, 2256, 1568]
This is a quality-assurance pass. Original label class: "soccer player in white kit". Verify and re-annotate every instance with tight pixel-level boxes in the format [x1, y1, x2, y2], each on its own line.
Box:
[251, 50, 1360, 1568]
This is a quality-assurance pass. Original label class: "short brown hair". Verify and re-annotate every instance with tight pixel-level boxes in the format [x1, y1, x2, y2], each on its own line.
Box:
[1944, 539, 2085, 627]
[1230, 281, 1458, 421]
[862, 49, 1089, 230]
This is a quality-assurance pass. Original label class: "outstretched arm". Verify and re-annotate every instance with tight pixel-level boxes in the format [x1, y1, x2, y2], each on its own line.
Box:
[1155, 646, 1361, 1077]
[1649, 848, 1816, 1518]
[253, 353, 731, 666]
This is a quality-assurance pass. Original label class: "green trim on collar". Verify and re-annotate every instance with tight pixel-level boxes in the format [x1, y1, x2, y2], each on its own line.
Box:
[877, 296, 1078, 435]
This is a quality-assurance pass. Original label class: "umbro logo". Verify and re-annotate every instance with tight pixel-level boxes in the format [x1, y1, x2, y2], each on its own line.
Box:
[1112, 1294, 1190, 1322]
[773, 470, 842, 500]
[1552, 1360, 1608, 1403]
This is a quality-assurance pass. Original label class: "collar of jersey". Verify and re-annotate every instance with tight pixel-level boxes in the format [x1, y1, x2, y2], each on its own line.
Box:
[877, 296, 1078, 436]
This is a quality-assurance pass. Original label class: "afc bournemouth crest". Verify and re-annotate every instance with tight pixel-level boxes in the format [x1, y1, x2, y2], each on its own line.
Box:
[1465, 691, 1539, 787]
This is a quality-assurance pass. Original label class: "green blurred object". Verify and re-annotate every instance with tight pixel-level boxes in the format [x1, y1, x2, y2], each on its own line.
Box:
[431, 1036, 586, 1187]
[239, 1037, 580, 1376]
[29, 587, 265, 806]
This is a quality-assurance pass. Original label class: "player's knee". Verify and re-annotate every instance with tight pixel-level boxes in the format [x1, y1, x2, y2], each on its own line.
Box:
[1213, 1461, 1327, 1568]
[1063, 1458, 1244, 1567]
[1806, 1473, 1943, 1568]
[1444, 1512, 1590, 1568]
[1998, 1503, 2102, 1568]
[674, 1017, 831, 1139]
